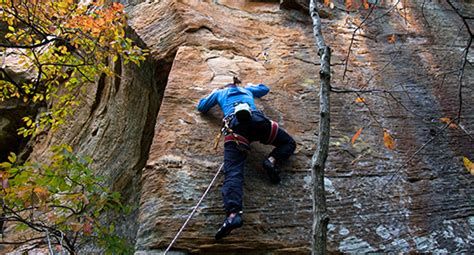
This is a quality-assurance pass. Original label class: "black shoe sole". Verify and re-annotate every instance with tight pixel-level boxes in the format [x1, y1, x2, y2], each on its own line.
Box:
[215, 226, 233, 240]
[266, 168, 280, 184]
[263, 160, 280, 184]
[215, 219, 243, 240]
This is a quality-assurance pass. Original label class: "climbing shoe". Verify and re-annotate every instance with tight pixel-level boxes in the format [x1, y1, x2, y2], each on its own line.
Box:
[215, 212, 243, 240]
[263, 158, 280, 184]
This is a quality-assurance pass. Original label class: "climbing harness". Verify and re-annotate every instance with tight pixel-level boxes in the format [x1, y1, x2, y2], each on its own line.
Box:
[213, 116, 233, 150]
[224, 133, 249, 148]
[214, 112, 278, 149]
[266, 120, 279, 144]
[214, 115, 249, 151]
[164, 162, 224, 255]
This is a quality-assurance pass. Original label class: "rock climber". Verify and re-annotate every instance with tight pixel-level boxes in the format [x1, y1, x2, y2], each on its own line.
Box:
[197, 76, 296, 240]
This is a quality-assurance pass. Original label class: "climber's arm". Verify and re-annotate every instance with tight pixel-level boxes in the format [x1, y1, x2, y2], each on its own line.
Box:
[197, 89, 220, 113]
[245, 83, 269, 98]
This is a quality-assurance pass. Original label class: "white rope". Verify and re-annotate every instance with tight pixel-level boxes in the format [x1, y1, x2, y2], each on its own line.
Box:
[164, 163, 224, 255]
[59, 230, 64, 255]
[45, 229, 54, 255]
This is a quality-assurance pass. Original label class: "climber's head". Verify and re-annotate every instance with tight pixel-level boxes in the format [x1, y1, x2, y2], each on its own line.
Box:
[233, 76, 242, 85]
[224, 76, 242, 88]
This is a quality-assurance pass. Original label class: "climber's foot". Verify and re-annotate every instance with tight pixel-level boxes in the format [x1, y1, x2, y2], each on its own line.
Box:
[215, 212, 243, 240]
[263, 157, 280, 184]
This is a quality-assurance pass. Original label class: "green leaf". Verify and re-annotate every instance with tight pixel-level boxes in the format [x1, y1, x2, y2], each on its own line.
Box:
[16, 222, 29, 231]
[0, 162, 12, 168]
[8, 152, 16, 163]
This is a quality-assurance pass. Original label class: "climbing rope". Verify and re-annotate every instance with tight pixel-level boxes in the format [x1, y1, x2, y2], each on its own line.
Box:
[164, 162, 224, 255]
[45, 229, 54, 254]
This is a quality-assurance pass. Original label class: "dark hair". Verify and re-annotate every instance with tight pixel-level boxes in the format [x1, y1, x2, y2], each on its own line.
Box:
[223, 76, 242, 88]
[233, 76, 242, 85]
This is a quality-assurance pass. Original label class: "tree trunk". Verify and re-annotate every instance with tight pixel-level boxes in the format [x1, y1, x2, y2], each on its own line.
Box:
[309, 1, 331, 254]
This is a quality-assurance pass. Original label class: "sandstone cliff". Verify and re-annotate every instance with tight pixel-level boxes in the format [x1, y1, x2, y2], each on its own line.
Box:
[11, 0, 474, 254]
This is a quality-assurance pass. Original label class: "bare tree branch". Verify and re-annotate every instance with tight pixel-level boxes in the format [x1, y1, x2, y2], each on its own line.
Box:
[445, 0, 473, 124]
[383, 119, 455, 189]
[342, 6, 375, 81]
[421, 0, 430, 28]
[309, 1, 331, 254]
[342, 0, 402, 81]
[331, 87, 405, 94]
[2, 204, 76, 253]
[0, 236, 44, 245]
[0, 37, 60, 49]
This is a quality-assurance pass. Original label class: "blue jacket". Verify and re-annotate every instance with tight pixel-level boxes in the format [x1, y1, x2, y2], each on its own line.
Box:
[197, 84, 269, 117]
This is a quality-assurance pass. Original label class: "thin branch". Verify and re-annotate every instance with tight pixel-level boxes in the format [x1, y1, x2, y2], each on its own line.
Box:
[40, 62, 93, 68]
[342, 0, 403, 81]
[2, 205, 75, 253]
[331, 87, 406, 94]
[76, 66, 94, 83]
[0, 37, 60, 50]
[354, 91, 384, 129]
[446, 0, 473, 124]
[364, 0, 402, 27]
[2, 6, 48, 40]
[421, 0, 430, 28]
[0, 236, 44, 245]
[342, 6, 375, 80]
[383, 119, 455, 189]
[0, 67, 26, 95]
[386, 92, 426, 120]
[31, 49, 43, 96]
[366, 48, 402, 85]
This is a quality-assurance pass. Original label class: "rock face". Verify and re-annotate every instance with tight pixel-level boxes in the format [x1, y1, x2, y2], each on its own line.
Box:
[20, 0, 473, 254]
[128, 0, 473, 253]
[0, 50, 37, 162]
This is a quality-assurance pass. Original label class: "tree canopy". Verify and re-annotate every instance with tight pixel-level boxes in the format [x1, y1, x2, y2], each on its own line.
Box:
[0, 0, 147, 136]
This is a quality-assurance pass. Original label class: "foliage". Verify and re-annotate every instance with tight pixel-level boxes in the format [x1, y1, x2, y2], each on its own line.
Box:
[323, 0, 371, 10]
[0, 0, 147, 136]
[351, 127, 363, 145]
[463, 157, 474, 175]
[0, 145, 133, 254]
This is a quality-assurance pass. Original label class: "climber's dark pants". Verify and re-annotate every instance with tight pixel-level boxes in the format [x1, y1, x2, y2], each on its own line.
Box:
[222, 111, 296, 214]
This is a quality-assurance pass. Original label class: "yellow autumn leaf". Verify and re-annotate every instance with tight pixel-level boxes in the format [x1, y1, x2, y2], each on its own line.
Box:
[388, 34, 396, 44]
[345, 0, 353, 9]
[383, 129, 395, 150]
[439, 117, 450, 123]
[463, 157, 474, 175]
[33, 187, 49, 201]
[440, 117, 458, 129]
[351, 128, 363, 145]
[355, 97, 366, 103]
[362, 0, 369, 9]
[70, 222, 83, 233]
